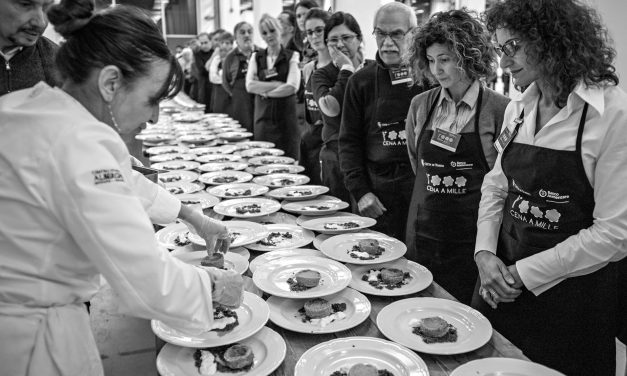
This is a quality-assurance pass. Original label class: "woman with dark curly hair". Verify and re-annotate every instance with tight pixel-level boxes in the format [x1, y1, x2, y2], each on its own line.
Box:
[403, 9, 509, 304]
[473, 0, 626, 374]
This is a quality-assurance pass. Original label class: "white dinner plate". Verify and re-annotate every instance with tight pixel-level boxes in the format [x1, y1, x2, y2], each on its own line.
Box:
[170, 246, 251, 261]
[174, 251, 249, 275]
[300, 215, 377, 235]
[157, 170, 199, 184]
[281, 195, 350, 216]
[213, 198, 281, 218]
[149, 153, 197, 163]
[266, 185, 329, 201]
[235, 140, 275, 150]
[178, 134, 217, 144]
[171, 113, 205, 123]
[239, 147, 285, 158]
[197, 162, 248, 172]
[347, 258, 433, 296]
[145, 145, 190, 155]
[195, 153, 242, 163]
[245, 212, 298, 226]
[294, 337, 429, 376]
[253, 164, 306, 175]
[450, 357, 566, 376]
[253, 173, 310, 188]
[376, 297, 493, 355]
[164, 181, 205, 195]
[136, 133, 176, 142]
[296, 212, 359, 226]
[207, 183, 269, 199]
[267, 288, 371, 334]
[247, 156, 296, 166]
[320, 233, 406, 265]
[217, 131, 254, 141]
[190, 146, 236, 157]
[151, 160, 201, 171]
[188, 220, 269, 248]
[151, 291, 269, 348]
[252, 256, 351, 299]
[156, 327, 286, 376]
[155, 222, 194, 250]
[248, 248, 324, 274]
[198, 171, 253, 186]
[313, 234, 332, 251]
[175, 192, 220, 209]
[244, 224, 315, 252]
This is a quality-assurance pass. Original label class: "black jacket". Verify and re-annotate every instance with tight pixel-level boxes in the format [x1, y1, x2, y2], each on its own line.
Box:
[0, 37, 59, 96]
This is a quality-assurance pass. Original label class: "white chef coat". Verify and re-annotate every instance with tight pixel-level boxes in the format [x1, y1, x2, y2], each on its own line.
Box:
[475, 81, 627, 295]
[0, 83, 216, 376]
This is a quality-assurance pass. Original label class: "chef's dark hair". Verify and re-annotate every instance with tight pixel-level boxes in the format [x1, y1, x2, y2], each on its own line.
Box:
[324, 11, 362, 45]
[47, 0, 182, 101]
[304, 8, 330, 26]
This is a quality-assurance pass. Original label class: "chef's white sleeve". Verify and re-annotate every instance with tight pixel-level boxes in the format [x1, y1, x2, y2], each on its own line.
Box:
[129, 169, 181, 225]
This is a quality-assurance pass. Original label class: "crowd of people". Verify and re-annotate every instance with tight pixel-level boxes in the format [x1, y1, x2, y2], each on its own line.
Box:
[0, 0, 625, 375]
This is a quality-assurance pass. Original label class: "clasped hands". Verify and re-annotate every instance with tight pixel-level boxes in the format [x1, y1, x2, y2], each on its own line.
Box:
[475, 250, 524, 309]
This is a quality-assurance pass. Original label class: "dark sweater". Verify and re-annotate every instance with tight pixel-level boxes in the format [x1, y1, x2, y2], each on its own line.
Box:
[311, 62, 355, 143]
[339, 55, 427, 201]
[0, 37, 59, 96]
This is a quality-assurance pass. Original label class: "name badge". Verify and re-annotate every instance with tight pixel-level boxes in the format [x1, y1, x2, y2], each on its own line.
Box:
[264, 68, 278, 79]
[389, 67, 412, 85]
[430, 128, 461, 152]
[494, 118, 522, 153]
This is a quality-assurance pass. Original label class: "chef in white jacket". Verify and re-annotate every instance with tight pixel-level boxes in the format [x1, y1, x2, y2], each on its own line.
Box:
[0, 2, 243, 375]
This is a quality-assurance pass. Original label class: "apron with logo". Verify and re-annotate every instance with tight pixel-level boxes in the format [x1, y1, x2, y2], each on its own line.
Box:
[364, 64, 415, 240]
[253, 47, 298, 159]
[473, 104, 617, 375]
[408, 87, 488, 303]
[229, 52, 255, 132]
[211, 60, 231, 115]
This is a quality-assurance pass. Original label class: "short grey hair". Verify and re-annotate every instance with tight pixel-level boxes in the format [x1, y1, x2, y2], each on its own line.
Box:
[373, 2, 418, 29]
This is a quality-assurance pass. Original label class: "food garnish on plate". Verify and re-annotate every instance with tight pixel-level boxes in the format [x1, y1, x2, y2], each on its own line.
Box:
[301, 205, 331, 211]
[174, 231, 191, 247]
[296, 298, 347, 327]
[167, 186, 184, 194]
[194, 343, 254, 375]
[330, 363, 394, 376]
[285, 190, 312, 197]
[256, 231, 293, 246]
[235, 204, 261, 214]
[162, 164, 186, 170]
[159, 175, 182, 183]
[213, 176, 238, 184]
[324, 221, 360, 230]
[412, 316, 458, 344]
[225, 188, 251, 197]
[275, 178, 295, 186]
[286, 269, 321, 291]
[361, 268, 411, 290]
[347, 239, 385, 260]
[200, 253, 225, 269]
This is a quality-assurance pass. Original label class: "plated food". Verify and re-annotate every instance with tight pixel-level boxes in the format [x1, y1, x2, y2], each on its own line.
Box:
[155, 222, 194, 249]
[198, 171, 253, 186]
[213, 198, 281, 218]
[253, 163, 305, 175]
[449, 358, 567, 376]
[294, 337, 429, 376]
[248, 248, 323, 274]
[175, 251, 249, 275]
[158, 170, 199, 184]
[253, 173, 310, 188]
[163, 181, 204, 195]
[174, 192, 220, 209]
[320, 233, 406, 265]
[217, 131, 253, 141]
[145, 145, 190, 155]
[282, 195, 350, 216]
[195, 153, 242, 163]
[207, 183, 269, 199]
[244, 224, 315, 252]
[197, 161, 248, 172]
[193, 343, 254, 374]
[235, 140, 275, 150]
[267, 185, 329, 201]
[151, 160, 201, 171]
[300, 216, 377, 234]
[239, 147, 284, 158]
[149, 152, 196, 163]
[247, 155, 296, 166]
[347, 259, 433, 297]
[376, 297, 492, 355]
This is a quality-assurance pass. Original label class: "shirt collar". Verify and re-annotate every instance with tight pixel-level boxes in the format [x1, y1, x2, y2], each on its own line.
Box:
[0, 46, 23, 61]
[437, 79, 481, 108]
[515, 81, 605, 116]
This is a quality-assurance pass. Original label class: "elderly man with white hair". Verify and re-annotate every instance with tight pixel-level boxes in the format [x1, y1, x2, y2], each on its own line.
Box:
[339, 2, 428, 240]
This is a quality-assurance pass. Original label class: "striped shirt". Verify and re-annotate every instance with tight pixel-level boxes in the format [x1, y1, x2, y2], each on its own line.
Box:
[430, 80, 481, 134]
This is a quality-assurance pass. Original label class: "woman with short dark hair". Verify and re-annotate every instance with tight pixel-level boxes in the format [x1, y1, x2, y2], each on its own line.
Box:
[474, 1, 626, 374]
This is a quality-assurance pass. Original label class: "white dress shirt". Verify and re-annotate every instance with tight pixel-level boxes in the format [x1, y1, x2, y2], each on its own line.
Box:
[209, 54, 223, 85]
[245, 50, 301, 90]
[0, 83, 215, 375]
[476, 81, 627, 295]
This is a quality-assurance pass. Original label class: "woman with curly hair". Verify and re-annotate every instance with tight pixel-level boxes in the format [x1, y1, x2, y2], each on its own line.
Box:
[473, 0, 626, 374]
[404, 9, 509, 304]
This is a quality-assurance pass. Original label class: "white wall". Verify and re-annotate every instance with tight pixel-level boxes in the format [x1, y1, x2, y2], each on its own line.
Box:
[587, 0, 627, 89]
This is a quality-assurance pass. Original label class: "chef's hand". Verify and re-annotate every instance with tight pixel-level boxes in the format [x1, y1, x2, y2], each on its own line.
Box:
[179, 205, 231, 254]
[475, 250, 522, 309]
[329, 45, 353, 69]
[207, 268, 244, 308]
[358, 192, 387, 218]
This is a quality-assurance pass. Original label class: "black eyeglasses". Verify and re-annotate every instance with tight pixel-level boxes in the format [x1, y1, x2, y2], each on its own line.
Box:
[327, 34, 358, 45]
[306, 27, 325, 37]
[261, 29, 276, 36]
[494, 38, 521, 57]
[372, 28, 408, 42]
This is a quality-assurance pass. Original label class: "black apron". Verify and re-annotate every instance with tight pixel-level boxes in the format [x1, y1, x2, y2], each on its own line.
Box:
[211, 61, 231, 114]
[253, 47, 299, 159]
[473, 104, 617, 376]
[364, 64, 414, 240]
[408, 87, 488, 303]
[299, 65, 323, 185]
[229, 53, 255, 132]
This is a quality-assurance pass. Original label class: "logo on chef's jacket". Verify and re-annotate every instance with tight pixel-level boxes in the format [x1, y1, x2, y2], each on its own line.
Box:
[425, 173, 467, 194]
[421, 159, 445, 168]
[382, 129, 407, 146]
[509, 195, 561, 230]
[538, 189, 570, 204]
[92, 169, 124, 185]
[450, 161, 474, 169]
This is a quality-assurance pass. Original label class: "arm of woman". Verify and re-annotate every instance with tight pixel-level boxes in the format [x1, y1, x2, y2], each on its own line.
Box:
[245, 52, 282, 94]
[208, 55, 222, 84]
[405, 97, 420, 174]
[312, 60, 354, 117]
[266, 51, 301, 97]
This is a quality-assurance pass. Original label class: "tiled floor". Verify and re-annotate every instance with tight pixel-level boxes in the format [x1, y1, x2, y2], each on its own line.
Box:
[90, 279, 626, 376]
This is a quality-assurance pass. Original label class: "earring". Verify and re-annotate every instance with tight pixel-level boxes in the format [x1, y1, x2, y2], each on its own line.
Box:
[107, 103, 121, 133]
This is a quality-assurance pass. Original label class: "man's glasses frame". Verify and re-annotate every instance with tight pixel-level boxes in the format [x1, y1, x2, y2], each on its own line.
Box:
[372, 28, 408, 42]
